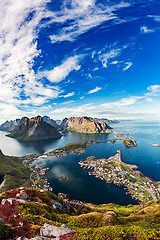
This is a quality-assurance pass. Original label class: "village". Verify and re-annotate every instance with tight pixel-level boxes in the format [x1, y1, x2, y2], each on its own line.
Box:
[78, 150, 160, 203]
[29, 165, 53, 192]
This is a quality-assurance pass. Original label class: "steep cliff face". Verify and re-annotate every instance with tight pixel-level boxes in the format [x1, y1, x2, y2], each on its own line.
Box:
[42, 116, 59, 129]
[60, 117, 112, 133]
[0, 119, 20, 131]
[6, 116, 62, 141]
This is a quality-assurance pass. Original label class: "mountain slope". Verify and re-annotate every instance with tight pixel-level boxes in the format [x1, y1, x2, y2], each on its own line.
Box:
[0, 188, 160, 239]
[42, 115, 60, 129]
[0, 119, 20, 132]
[60, 116, 112, 133]
[6, 116, 62, 141]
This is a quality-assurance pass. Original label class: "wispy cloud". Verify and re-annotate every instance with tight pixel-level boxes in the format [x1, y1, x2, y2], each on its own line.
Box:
[88, 87, 102, 94]
[148, 15, 160, 22]
[61, 100, 75, 105]
[44, 55, 82, 83]
[99, 48, 121, 68]
[123, 62, 132, 71]
[101, 96, 143, 108]
[146, 85, 160, 96]
[0, 0, 61, 108]
[63, 92, 75, 98]
[140, 26, 154, 33]
[50, 1, 130, 43]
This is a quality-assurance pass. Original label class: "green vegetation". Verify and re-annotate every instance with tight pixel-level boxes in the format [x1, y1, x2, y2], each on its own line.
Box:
[79, 152, 160, 202]
[0, 223, 13, 240]
[58, 141, 95, 151]
[0, 155, 31, 192]
[1, 188, 160, 239]
[48, 141, 99, 156]
[122, 138, 137, 147]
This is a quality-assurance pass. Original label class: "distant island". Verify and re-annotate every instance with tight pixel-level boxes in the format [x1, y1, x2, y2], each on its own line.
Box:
[59, 116, 112, 133]
[6, 116, 62, 141]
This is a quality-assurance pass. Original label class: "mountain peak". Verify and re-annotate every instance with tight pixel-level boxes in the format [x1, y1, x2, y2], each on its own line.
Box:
[6, 116, 62, 141]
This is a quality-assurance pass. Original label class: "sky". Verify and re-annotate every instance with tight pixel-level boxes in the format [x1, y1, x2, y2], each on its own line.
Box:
[0, 0, 160, 123]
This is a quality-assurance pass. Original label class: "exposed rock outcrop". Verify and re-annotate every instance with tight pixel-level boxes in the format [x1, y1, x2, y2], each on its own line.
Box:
[60, 116, 112, 134]
[6, 116, 62, 141]
[122, 138, 137, 147]
[42, 116, 60, 129]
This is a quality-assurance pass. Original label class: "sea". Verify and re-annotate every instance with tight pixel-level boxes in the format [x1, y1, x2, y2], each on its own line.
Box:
[0, 120, 160, 205]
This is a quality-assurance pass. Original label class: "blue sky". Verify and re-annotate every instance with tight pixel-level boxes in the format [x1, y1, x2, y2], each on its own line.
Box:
[0, 0, 160, 123]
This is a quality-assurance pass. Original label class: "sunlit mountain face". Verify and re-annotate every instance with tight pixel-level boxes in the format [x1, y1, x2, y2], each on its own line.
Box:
[0, 0, 160, 122]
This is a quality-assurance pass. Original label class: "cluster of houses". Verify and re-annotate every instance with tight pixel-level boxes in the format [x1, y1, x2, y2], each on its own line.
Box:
[79, 151, 160, 203]
[29, 165, 52, 191]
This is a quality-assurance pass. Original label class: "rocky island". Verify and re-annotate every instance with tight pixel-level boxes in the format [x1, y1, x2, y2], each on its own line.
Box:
[79, 150, 160, 203]
[6, 116, 62, 141]
[122, 138, 137, 147]
[59, 116, 112, 134]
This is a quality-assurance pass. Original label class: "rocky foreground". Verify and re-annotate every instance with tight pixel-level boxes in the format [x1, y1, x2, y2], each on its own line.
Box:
[0, 188, 160, 240]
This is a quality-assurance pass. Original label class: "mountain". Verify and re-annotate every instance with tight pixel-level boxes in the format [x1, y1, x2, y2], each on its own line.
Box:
[0, 187, 160, 239]
[60, 116, 112, 133]
[95, 118, 119, 124]
[6, 116, 62, 141]
[0, 119, 20, 131]
[42, 116, 59, 129]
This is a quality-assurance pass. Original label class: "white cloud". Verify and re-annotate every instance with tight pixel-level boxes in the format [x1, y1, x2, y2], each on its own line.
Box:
[50, 1, 130, 43]
[123, 62, 132, 71]
[63, 92, 75, 98]
[61, 100, 75, 105]
[44, 55, 82, 83]
[80, 96, 84, 99]
[140, 26, 154, 34]
[101, 96, 142, 108]
[148, 15, 160, 22]
[99, 48, 121, 68]
[93, 67, 98, 71]
[110, 60, 118, 65]
[0, 0, 62, 108]
[145, 98, 153, 102]
[88, 87, 102, 94]
[146, 85, 160, 96]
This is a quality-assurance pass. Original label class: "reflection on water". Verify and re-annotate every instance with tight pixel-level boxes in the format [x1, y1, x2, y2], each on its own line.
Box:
[0, 130, 110, 156]
[1, 121, 160, 205]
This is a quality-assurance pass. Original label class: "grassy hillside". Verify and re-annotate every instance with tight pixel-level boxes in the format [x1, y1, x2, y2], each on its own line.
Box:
[0, 155, 31, 192]
[0, 188, 160, 239]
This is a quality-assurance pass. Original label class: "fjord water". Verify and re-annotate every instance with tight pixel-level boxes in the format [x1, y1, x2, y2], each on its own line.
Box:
[0, 121, 160, 205]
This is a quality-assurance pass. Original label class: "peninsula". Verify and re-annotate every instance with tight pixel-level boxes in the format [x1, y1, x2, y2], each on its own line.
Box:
[0, 141, 99, 193]
[79, 150, 160, 203]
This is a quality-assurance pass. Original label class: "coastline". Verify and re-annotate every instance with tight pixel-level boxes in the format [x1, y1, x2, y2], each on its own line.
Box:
[78, 150, 160, 203]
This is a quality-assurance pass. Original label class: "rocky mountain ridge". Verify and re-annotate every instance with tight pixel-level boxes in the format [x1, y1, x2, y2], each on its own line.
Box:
[6, 116, 62, 141]
[0, 116, 113, 134]
[60, 116, 112, 133]
[0, 119, 20, 131]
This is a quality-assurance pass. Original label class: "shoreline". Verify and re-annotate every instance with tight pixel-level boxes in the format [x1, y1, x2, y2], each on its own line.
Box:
[78, 150, 160, 203]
